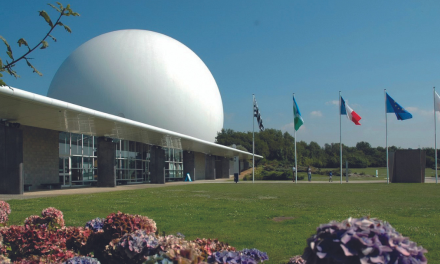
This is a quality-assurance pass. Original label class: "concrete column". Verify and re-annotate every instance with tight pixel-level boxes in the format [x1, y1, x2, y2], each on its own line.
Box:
[0, 123, 23, 194]
[97, 137, 116, 187]
[150, 146, 165, 184]
[205, 155, 215, 180]
[215, 156, 230, 179]
[22, 126, 58, 190]
[183, 151, 195, 181]
[194, 152, 205, 180]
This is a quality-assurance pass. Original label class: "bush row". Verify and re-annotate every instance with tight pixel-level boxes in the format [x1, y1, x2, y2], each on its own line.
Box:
[0, 200, 428, 264]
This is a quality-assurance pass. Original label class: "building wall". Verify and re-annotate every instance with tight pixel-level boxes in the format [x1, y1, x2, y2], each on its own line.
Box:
[22, 126, 58, 190]
[0, 123, 23, 194]
[205, 155, 215, 180]
[150, 146, 165, 183]
[215, 157, 229, 179]
[194, 152, 205, 180]
[183, 151, 195, 181]
[97, 137, 116, 187]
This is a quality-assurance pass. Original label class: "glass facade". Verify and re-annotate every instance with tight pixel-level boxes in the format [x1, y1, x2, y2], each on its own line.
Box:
[164, 147, 183, 181]
[59, 133, 185, 186]
[115, 140, 151, 184]
[58, 132, 98, 186]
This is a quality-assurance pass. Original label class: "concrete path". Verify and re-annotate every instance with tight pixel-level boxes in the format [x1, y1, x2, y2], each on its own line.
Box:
[0, 177, 436, 201]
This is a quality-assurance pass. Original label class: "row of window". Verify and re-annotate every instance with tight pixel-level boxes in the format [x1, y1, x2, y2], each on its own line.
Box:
[59, 132, 184, 186]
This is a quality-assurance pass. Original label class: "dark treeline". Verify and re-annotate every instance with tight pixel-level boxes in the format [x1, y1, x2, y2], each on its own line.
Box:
[216, 128, 438, 168]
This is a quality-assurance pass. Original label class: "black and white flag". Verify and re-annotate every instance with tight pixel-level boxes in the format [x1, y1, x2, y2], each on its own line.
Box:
[253, 99, 264, 131]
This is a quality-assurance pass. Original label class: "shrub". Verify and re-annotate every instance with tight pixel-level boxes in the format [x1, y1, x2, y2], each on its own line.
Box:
[0, 201, 11, 226]
[63, 256, 101, 264]
[192, 238, 236, 259]
[158, 234, 204, 264]
[103, 211, 157, 241]
[302, 216, 427, 264]
[103, 230, 159, 264]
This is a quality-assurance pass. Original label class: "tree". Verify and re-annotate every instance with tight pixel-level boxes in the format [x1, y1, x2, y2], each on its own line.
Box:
[0, 2, 80, 86]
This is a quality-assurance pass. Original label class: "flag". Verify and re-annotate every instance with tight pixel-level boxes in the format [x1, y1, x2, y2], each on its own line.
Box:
[253, 99, 264, 131]
[435, 91, 440, 112]
[293, 95, 304, 131]
[340, 97, 361, 125]
[386, 93, 412, 120]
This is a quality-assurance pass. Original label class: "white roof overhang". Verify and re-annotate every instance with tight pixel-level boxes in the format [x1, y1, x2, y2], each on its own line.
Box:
[0, 86, 262, 160]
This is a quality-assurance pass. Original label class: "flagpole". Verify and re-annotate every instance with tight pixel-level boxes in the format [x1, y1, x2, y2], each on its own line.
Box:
[294, 93, 297, 184]
[252, 94, 255, 184]
[434, 87, 438, 184]
[339, 91, 342, 184]
[385, 89, 389, 184]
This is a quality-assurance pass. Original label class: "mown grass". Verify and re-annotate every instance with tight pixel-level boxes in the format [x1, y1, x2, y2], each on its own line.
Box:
[5, 183, 440, 263]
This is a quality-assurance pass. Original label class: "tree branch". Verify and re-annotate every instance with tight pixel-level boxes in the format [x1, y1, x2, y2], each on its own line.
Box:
[3, 9, 66, 70]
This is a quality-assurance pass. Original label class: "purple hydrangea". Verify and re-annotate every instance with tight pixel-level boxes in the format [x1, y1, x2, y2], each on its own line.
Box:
[63, 256, 101, 264]
[118, 229, 159, 258]
[209, 250, 263, 264]
[240, 248, 269, 262]
[302, 216, 428, 264]
[84, 217, 104, 232]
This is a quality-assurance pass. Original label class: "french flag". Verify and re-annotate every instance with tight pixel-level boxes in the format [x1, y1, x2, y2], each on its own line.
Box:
[340, 97, 361, 125]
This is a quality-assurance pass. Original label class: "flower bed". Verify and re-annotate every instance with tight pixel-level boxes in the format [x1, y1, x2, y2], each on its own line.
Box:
[0, 201, 427, 263]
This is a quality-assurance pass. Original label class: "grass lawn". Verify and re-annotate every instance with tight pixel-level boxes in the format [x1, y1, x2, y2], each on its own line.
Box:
[5, 183, 440, 263]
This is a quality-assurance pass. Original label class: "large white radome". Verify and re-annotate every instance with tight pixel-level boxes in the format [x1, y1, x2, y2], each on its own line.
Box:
[48, 29, 223, 142]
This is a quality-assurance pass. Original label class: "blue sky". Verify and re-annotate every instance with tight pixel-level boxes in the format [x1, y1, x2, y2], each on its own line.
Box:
[2, 0, 440, 148]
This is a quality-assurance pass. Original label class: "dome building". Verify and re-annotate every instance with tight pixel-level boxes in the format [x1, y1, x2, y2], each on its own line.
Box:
[48, 30, 223, 143]
[0, 30, 259, 194]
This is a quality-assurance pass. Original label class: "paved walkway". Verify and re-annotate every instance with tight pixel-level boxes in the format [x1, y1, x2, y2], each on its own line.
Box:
[0, 177, 436, 201]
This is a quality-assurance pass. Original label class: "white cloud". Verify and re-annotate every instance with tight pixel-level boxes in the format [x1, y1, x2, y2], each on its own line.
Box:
[326, 100, 339, 106]
[310, 111, 322, 118]
[406, 107, 432, 117]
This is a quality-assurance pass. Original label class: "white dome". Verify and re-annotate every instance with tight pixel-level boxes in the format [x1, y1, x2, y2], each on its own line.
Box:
[48, 29, 223, 142]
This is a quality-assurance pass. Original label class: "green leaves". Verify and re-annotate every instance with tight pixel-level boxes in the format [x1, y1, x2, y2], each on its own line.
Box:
[40, 40, 49, 49]
[48, 34, 57, 42]
[48, 3, 61, 13]
[39, 10, 53, 27]
[63, 25, 72, 33]
[0, 35, 13, 60]
[25, 59, 43, 76]
[56, 1, 64, 10]
[0, 2, 80, 87]
[17, 38, 29, 48]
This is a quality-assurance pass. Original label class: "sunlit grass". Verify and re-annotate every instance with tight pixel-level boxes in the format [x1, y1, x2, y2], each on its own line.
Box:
[5, 183, 440, 263]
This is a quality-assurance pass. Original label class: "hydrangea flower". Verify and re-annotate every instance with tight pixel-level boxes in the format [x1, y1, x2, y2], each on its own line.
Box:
[24, 215, 41, 226]
[240, 249, 269, 262]
[63, 256, 101, 264]
[118, 229, 159, 258]
[209, 251, 259, 264]
[0, 201, 11, 215]
[302, 216, 428, 264]
[0, 210, 8, 226]
[42, 207, 65, 227]
[84, 217, 104, 232]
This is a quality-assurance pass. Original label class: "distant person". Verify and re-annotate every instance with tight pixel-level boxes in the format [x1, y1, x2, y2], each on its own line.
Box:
[307, 166, 312, 182]
[328, 171, 333, 182]
[292, 166, 296, 182]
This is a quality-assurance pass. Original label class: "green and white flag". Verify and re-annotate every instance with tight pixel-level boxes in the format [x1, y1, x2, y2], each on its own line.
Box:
[293, 95, 304, 131]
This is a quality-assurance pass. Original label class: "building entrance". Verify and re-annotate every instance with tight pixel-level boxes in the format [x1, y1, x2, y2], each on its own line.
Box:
[59, 157, 71, 187]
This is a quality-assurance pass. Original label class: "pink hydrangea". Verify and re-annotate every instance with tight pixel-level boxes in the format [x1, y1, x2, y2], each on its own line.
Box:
[24, 215, 41, 226]
[0, 210, 7, 225]
[0, 201, 11, 215]
[42, 207, 65, 227]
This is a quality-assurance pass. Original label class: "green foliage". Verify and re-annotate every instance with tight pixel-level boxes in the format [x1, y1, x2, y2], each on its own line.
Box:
[216, 129, 438, 169]
[0, 2, 80, 86]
